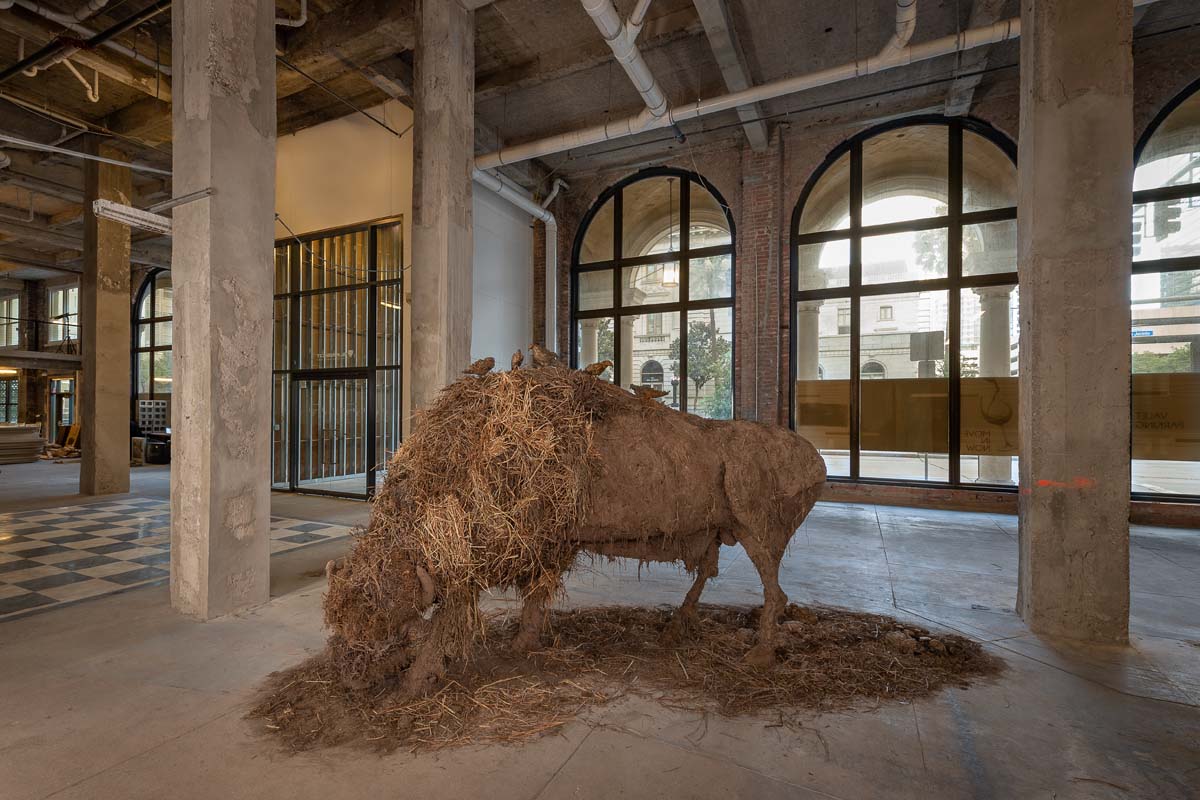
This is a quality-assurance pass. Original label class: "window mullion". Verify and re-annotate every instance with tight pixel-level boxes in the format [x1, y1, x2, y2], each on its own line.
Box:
[849, 141, 863, 481]
[948, 124, 964, 486]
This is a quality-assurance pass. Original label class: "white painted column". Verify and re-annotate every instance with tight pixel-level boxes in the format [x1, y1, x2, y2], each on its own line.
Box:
[1017, 0, 1132, 643]
[795, 300, 823, 381]
[620, 315, 637, 386]
[169, 0, 276, 619]
[975, 286, 1013, 483]
[410, 0, 474, 413]
[580, 319, 599, 365]
[80, 139, 131, 496]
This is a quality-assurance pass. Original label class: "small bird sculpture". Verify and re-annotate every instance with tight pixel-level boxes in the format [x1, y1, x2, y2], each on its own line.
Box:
[529, 343, 560, 368]
[583, 359, 613, 376]
[632, 384, 669, 401]
[511, 349, 524, 370]
[462, 356, 495, 376]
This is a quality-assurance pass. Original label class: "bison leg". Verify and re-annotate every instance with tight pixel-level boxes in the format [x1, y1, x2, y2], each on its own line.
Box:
[399, 609, 453, 698]
[740, 533, 788, 667]
[512, 580, 553, 654]
[663, 539, 720, 644]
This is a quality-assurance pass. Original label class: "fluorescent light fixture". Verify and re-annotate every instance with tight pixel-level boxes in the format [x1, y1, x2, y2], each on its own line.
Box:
[153, 376, 172, 383]
[92, 199, 172, 236]
[0, 367, 17, 375]
[380, 300, 403, 310]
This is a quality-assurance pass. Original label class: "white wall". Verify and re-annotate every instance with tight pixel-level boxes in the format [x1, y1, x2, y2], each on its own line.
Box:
[471, 185, 533, 364]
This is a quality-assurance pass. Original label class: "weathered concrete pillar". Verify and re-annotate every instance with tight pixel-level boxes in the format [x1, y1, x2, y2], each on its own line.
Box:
[169, 0, 276, 619]
[975, 286, 1013, 483]
[795, 300, 822, 381]
[80, 139, 131, 495]
[1017, 0, 1132, 643]
[410, 0, 474, 413]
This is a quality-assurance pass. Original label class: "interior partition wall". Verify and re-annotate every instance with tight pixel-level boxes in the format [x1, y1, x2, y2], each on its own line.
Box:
[790, 116, 1019, 488]
[272, 218, 403, 499]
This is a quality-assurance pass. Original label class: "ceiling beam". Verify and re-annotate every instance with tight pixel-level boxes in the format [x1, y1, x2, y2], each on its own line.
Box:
[0, 169, 84, 205]
[352, 53, 414, 107]
[475, 119, 553, 193]
[475, 5, 703, 103]
[943, 0, 1008, 117]
[692, 0, 768, 151]
[0, 9, 172, 103]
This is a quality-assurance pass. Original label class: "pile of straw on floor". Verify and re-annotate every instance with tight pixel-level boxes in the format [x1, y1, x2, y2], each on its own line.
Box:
[250, 603, 1002, 753]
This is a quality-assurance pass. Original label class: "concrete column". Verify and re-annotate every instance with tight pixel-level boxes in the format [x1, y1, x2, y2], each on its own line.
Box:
[410, 0, 474, 413]
[795, 300, 822, 380]
[1017, 0, 1132, 643]
[169, 0, 276, 619]
[619, 315, 637, 386]
[80, 139, 131, 495]
[975, 286, 1013, 483]
[580, 319, 599, 365]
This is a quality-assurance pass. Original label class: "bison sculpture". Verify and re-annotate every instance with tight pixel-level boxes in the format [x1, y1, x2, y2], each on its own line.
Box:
[324, 352, 826, 697]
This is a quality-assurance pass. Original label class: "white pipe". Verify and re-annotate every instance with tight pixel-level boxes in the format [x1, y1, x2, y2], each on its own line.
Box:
[275, 0, 308, 28]
[14, 0, 172, 78]
[74, 0, 109, 22]
[479, 16, 1021, 169]
[581, 0, 668, 120]
[62, 58, 100, 103]
[628, 0, 653, 37]
[471, 168, 560, 353]
[879, 0, 918, 59]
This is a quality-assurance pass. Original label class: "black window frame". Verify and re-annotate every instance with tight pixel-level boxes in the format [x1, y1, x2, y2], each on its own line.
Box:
[789, 115, 1019, 490]
[569, 166, 737, 416]
[131, 268, 173, 425]
[1130, 77, 1200, 504]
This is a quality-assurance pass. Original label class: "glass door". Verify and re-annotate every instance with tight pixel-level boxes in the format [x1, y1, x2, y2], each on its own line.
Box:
[293, 374, 369, 496]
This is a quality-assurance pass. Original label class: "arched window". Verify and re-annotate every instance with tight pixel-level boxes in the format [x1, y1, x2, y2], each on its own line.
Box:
[132, 269, 172, 432]
[1131, 81, 1200, 498]
[791, 117, 1018, 486]
[572, 168, 734, 418]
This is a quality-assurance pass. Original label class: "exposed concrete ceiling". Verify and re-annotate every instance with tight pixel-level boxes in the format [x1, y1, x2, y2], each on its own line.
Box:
[0, 0, 1197, 281]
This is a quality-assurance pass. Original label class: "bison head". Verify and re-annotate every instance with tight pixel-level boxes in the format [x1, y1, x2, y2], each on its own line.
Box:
[324, 556, 440, 688]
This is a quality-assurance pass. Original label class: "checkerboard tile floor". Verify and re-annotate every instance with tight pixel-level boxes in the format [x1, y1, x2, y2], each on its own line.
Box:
[0, 498, 353, 621]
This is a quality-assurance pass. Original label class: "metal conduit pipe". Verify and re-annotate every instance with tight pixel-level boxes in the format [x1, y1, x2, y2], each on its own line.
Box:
[13, 0, 172, 78]
[878, 0, 918, 59]
[74, 0, 110, 22]
[471, 168, 562, 352]
[581, 0, 668, 120]
[479, 0, 1164, 170]
[275, 0, 308, 28]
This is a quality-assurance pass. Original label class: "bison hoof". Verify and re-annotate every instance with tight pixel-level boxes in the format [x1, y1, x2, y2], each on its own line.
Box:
[511, 631, 542, 654]
[661, 612, 697, 646]
[743, 642, 777, 668]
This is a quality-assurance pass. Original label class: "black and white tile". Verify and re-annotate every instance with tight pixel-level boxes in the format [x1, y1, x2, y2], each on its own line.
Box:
[0, 498, 352, 621]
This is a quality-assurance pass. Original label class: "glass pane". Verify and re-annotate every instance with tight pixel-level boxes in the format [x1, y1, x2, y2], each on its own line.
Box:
[152, 351, 172, 395]
[136, 352, 150, 396]
[273, 298, 289, 371]
[963, 219, 1018, 277]
[960, 286, 1019, 486]
[689, 181, 732, 248]
[1131, 270, 1200, 495]
[302, 230, 369, 291]
[620, 311, 680, 407]
[863, 228, 948, 284]
[376, 222, 404, 281]
[684, 307, 733, 418]
[138, 289, 152, 320]
[859, 291, 949, 481]
[1132, 198, 1200, 263]
[688, 253, 732, 300]
[623, 177, 681, 258]
[580, 197, 615, 264]
[798, 150, 851, 234]
[576, 317, 614, 381]
[154, 320, 172, 348]
[137, 324, 151, 348]
[295, 377, 368, 496]
[862, 125, 949, 225]
[274, 246, 291, 294]
[153, 275, 172, 318]
[577, 269, 613, 311]
[794, 299, 850, 476]
[797, 239, 850, 292]
[377, 284, 403, 366]
[963, 130, 1017, 212]
[375, 368, 403, 484]
[1135, 89, 1200, 191]
[272, 374, 289, 489]
[622, 263, 679, 306]
[299, 289, 369, 369]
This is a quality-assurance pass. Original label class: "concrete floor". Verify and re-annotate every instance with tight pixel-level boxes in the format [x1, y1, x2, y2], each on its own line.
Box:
[0, 475, 1198, 798]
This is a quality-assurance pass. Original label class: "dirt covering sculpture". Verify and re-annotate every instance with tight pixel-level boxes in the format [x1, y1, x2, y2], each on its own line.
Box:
[324, 349, 827, 697]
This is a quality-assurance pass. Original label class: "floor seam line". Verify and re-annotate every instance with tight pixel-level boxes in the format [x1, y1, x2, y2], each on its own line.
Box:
[528, 726, 594, 800]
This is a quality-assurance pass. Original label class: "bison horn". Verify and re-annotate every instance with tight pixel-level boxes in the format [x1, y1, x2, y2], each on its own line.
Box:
[415, 564, 437, 608]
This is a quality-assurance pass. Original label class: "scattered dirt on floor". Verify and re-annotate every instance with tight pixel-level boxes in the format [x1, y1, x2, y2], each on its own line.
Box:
[249, 603, 1003, 754]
